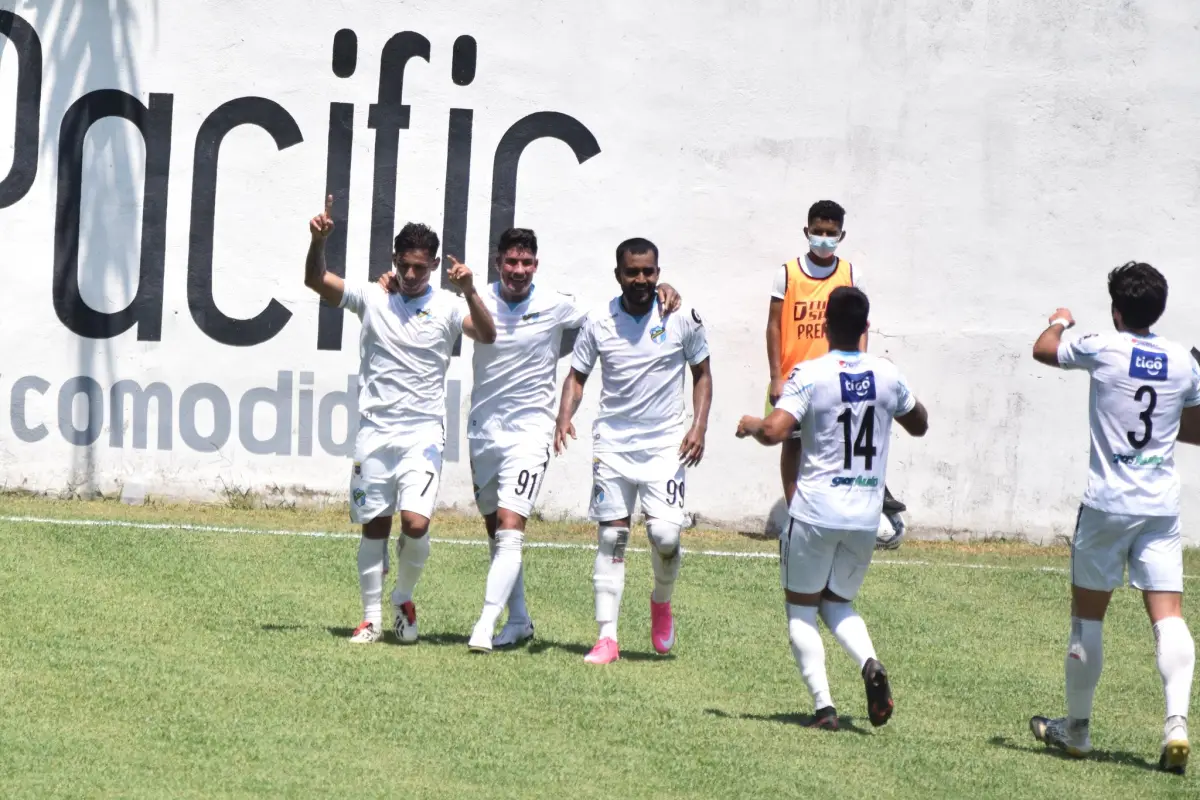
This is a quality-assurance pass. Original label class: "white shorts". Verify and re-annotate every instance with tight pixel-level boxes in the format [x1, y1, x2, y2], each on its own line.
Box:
[589, 447, 686, 525]
[469, 437, 552, 518]
[349, 425, 445, 524]
[1071, 505, 1183, 593]
[780, 518, 875, 599]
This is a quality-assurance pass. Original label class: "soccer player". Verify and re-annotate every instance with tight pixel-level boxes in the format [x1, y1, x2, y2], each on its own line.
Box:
[555, 237, 712, 665]
[1027, 262, 1199, 775]
[766, 200, 909, 550]
[738, 286, 928, 730]
[378, 228, 681, 652]
[304, 195, 497, 645]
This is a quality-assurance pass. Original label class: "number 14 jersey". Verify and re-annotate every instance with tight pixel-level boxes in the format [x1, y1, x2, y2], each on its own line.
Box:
[775, 350, 916, 530]
[1058, 331, 1200, 517]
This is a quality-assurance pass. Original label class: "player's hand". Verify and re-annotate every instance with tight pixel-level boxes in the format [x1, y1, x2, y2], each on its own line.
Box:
[736, 415, 761, 439]
[657, 283, 682, 315]
[310, 195, 334, 241]
[376, 271, 400, 294]
[1049, 308, 1075, 328]
[446, 256, 475, 294]
[679, 426, 706, 467]
[768, 378, 787, 406]
[554, 420, 576, 455]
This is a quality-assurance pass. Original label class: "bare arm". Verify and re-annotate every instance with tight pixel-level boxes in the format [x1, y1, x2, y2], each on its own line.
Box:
[555, 368, 589, 454]
[767, 298, 784, 403]
[1033, 309, 1075, 367]
[304, 195, 346, 307]
[737, 409, 799, 446]
[679, 358, 713, 467]
[895, 398, 929, 437]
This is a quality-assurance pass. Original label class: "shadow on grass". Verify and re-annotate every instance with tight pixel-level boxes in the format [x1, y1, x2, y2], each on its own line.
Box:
[988, 735, 1159, 773]
[528, 638, 673, 663]
[705, 708, 872, 736]
[260, 624, 305, 632]
[321, 626, 470, 646]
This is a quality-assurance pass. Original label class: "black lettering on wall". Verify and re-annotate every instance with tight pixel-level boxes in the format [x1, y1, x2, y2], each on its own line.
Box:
[489, 111, 600, 354]
[368, 32, 430, 280]
[188, 96, 303, 346]
[316, 103, 355, 351]
[53, 90, 173, 341]
[442, 35, 476, 355]
[0, 11, 42, 208]
[331, 29, 358, 78]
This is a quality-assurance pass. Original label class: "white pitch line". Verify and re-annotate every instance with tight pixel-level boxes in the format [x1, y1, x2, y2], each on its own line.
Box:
[1, 514, 1195, 580]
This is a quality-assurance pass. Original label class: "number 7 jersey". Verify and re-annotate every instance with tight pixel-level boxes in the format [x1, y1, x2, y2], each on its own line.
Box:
[1057, 331, 1200, 516]
[775, 350, 916, 530]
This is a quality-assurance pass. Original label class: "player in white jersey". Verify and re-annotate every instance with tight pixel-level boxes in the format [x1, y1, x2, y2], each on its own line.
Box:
[737, 286, 928, 730]
[555, 237, 713, 665]
[304, 195, 497, 645]
[377, 228, 681, 653]
[1027, 262, 1199, 775]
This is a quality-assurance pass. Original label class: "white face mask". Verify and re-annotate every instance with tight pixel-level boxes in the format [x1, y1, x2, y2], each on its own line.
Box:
[808, 234, 840, 259]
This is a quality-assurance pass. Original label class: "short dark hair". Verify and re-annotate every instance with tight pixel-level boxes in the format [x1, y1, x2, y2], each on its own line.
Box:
[616, 237, 658, 266]
[808, 200, 846, 227]
[497, 227, 538, 256]
[393, 222, 440, 258]
[826, 286, 870, 342]
[1108, 261, 1168, 329]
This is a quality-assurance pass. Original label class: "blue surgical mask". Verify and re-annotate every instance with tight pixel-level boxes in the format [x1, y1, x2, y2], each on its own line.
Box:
[809, 234, 840, 259]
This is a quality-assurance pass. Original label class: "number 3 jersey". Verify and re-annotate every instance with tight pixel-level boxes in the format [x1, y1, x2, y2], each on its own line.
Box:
[1057, 331, 1200, 517]
[775, 350, 916, 530]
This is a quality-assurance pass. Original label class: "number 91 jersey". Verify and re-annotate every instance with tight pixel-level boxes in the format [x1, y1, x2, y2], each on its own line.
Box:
[1057, 331, 1200, 517]
[775, 351, 916, 531]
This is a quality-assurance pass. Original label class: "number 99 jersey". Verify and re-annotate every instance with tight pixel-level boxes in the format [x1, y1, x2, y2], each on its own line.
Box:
[775, 351, 916, 531]
[1057, 331, 1200, 516]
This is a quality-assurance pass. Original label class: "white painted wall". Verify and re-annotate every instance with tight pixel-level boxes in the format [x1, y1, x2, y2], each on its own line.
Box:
[2, 0, 1199, 542]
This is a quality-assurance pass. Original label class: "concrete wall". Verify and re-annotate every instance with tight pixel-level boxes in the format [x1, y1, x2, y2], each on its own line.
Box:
[2, 0, 1199, 542]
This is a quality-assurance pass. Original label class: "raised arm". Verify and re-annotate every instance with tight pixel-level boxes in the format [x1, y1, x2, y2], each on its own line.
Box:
[304, 195, 345, 307]
[555, 368, 589, 454]
[1033, 308, 1076, 366]
[445, 255, 497, 344]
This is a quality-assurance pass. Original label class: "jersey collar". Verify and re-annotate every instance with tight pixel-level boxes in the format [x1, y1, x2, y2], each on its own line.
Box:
[402, 285, 433, 303]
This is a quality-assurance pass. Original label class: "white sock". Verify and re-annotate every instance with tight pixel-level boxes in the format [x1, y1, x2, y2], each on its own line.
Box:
[1065, 617, 1104, 722]
[507, 562, 530, 625]
[594, 526, 629, 642]
[390, 533, 431, 606]
[647, 519, 682, 604]
[1154, 616, 1195, 721]
[819, 600, 877, 669]
[480, 529, 523, 630]
[357, 536, 387, 627]
[787, 603, 832, 711]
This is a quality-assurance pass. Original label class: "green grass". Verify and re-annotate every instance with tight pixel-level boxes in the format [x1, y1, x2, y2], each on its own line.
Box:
[0, 495, 1198, 798]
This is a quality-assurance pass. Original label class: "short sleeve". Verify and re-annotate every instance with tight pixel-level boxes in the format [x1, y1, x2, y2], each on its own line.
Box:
[1057, 333, 1104, 371]
[557, 292, 588, 330]
[448, 298, 467, 336]
[338, 282, 369, 318]
[1185, 357, 1200, 408]
[770, 265, 788, 300]
[848, 260, 866, 297]
[570, 318, 599, 374]
[774, 367, 813, 423]
[894, 371, 917, 415]
[681, 307, 710, 365]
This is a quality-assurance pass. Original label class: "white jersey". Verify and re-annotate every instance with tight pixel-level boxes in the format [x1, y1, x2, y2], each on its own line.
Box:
[571, 298, 710, 453]
[775, 350, 916, 530]
[1057, 331, 1200, 516]
[468, 283, 587, 441]
[339, 282, 466, 434]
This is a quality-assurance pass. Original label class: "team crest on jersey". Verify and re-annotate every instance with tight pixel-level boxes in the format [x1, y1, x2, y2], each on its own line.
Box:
[415, 308, 431, 320]
[353, 461, 362, 476]
[1129, 348, 1168, 381]
[593, 484, 605, 503]
[650, 325, 666, 344]
[840, 371, 876, 402]
[352, 488, 367, 507]
[521, 311, 541, 322]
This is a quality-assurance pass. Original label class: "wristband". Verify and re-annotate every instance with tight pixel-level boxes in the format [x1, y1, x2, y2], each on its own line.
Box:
[1051, 318, 1072, 330]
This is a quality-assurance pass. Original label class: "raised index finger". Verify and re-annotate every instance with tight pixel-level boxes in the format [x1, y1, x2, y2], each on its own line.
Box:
[324, 194, 333, 217]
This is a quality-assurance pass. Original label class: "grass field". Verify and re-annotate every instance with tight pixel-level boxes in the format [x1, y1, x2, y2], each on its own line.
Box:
[1, 494, 1198, 798]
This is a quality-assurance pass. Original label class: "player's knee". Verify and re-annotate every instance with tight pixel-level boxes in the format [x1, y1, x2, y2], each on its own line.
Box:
[400, 511, 430, 538]
[597, 524, 630, 556]
[647, 519, 681, 557]
[495, 508, 528, 532]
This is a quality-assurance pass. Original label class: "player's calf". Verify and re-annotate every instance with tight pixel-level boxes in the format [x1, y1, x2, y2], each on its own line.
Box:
[647, 518, 681, 655]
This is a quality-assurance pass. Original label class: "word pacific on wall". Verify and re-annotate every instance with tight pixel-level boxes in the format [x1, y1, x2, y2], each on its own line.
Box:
[0, 10, 598, 354]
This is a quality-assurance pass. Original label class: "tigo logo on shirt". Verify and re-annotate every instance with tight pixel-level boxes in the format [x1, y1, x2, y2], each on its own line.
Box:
[1129, 348, 1168, 381]
[839, 371, 876, 403]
